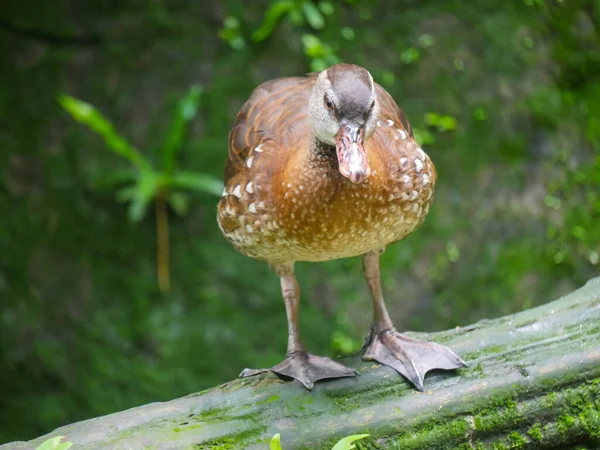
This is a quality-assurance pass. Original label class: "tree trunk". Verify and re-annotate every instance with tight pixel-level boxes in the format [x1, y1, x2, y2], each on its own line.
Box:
[5, 278, 600, 450]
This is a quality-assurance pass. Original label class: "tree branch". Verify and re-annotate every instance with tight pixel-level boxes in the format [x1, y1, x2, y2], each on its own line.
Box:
[4, 278, 600, 450]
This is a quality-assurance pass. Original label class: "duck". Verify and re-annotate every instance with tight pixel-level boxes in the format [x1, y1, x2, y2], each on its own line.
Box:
[217, 63, 465, 391]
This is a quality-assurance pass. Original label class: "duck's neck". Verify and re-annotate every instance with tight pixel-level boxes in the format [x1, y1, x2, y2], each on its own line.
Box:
[309, 135, 340, 175]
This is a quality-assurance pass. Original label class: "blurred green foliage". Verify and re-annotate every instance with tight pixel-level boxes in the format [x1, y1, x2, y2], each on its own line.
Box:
[0, 0, 598, 445]
[58, 87, 222, 291]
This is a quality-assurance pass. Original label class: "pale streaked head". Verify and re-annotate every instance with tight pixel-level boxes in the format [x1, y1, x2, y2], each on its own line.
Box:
[308, 63, 379, 184]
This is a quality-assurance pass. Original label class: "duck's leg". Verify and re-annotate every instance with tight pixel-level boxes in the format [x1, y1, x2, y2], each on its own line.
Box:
[361, 249, 466, 391]
[240, 262, 356, 390]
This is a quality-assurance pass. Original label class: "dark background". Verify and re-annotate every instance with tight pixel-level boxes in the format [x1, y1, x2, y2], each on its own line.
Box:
[1, 0, 598, 444]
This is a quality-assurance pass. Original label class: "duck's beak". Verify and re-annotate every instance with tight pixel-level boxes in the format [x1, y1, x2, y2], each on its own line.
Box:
[335, 124, 371, 184]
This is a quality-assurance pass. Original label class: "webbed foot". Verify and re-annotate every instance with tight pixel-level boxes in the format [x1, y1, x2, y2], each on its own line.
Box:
[240, 351, 357, 390]
[363, 328, 466, 391]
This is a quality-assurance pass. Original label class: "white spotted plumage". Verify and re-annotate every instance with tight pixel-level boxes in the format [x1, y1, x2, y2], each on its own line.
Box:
[217, 67, 436, 265]
[233, 185, 242, 198]
[415, 158, 423, 172]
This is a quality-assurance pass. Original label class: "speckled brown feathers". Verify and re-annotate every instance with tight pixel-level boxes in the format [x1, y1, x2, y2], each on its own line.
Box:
[225, 76, 313, 183]
[217, 70, 436, 265]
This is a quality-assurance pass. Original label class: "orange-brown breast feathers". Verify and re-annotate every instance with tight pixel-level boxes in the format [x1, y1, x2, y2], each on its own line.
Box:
[219, 71, 436, 263]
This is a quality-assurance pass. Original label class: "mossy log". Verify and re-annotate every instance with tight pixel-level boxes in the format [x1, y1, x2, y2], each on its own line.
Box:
[5, 278, 600, 450]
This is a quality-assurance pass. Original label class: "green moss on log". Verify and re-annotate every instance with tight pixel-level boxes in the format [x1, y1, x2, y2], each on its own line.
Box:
[2, 278, 599, 450]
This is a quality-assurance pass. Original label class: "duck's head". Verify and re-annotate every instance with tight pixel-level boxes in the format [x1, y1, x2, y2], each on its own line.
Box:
[309, 63, 379, 184]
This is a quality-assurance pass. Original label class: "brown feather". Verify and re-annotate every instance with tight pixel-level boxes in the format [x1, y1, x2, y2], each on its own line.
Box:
[218, 67, 435, 265]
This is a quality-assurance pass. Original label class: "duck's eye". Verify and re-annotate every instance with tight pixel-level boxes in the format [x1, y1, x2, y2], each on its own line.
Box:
[324, 96, 334, 111]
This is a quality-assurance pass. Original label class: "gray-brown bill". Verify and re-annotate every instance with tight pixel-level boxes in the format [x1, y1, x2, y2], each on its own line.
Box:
[335, 125, 371, 184]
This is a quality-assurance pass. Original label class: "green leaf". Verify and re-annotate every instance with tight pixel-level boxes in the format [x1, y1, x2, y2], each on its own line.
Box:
[413, 127, 435, 146]
[90, 167, 137, 191]
[331, 434, 370, 450]
[223, 16, 239, 29]
[58, 95, 151, 171]
[446, 240, 460, 262]
[302, 34, 326, 58]
[168, 191, 190, 216]
[289, 8, 305, 26]
[171, 171, 224, 196]
[128, 171, 160, 222]
[400, 47, 420, 64]
[302, 1, 325, 29]
[162, 84, 203, 175]
[219, 17, 246, 50]
[229, 36, 246, 50]
[115, 184, 137, 202]
[473, 107, 487, 121]
[438, 115, 457, 132]
[453, 58, 464, 71]
[341, 27, 355, 40]
[310, 58, 328, 72]
[418, 34, 435, 48]
[424, 112, 439, 126]
[319, 1, 335, 16]
[424, 113, 457, 132]
[380, 70, 395, 86]
[55, 443, 74, 450]
[270, 433, 283, 450]
[331, 330, 361, 355]
[35, 437, 73, 450]
[252, 1, 295, 42]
